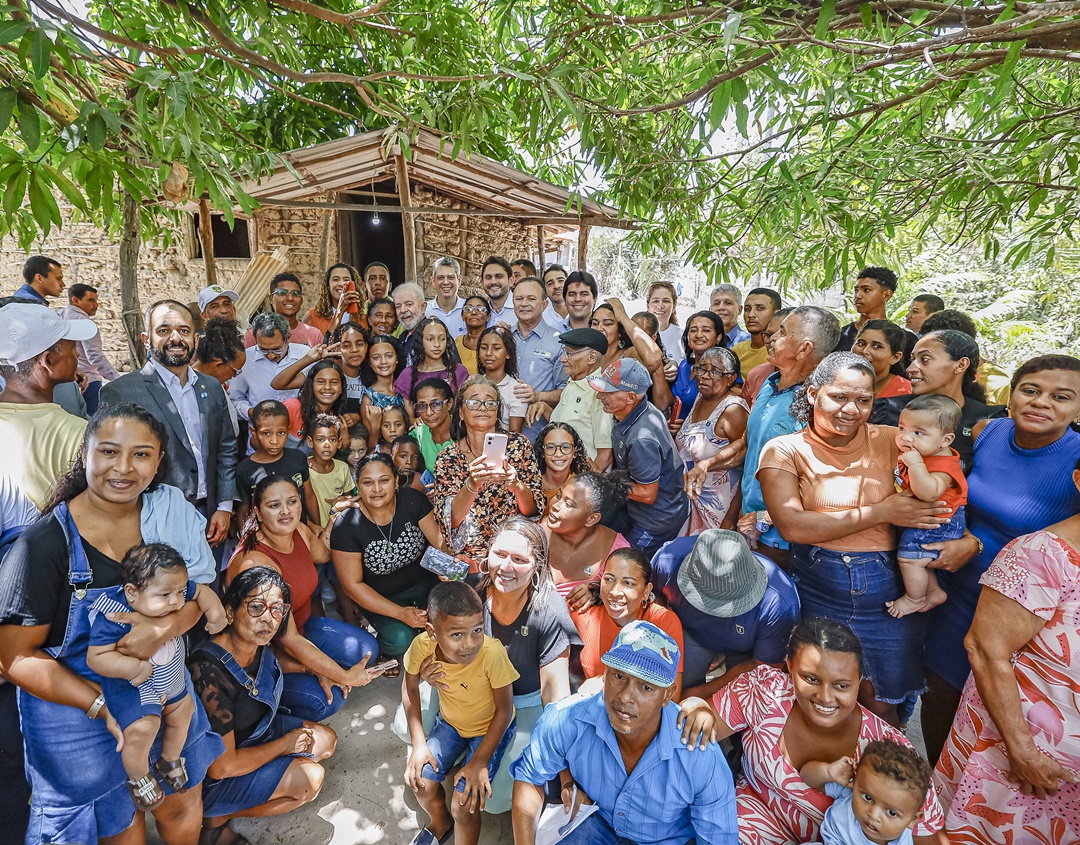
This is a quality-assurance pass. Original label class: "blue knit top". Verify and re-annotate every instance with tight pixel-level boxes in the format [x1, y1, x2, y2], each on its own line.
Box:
[926, 417, 1080, 689]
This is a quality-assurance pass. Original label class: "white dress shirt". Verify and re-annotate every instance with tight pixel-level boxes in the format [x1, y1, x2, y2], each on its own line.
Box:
[228, 342, 311, 421]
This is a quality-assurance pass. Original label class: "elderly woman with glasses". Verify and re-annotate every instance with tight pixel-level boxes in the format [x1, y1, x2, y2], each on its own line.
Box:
[431, 375, 545, 576]
[679, 346, 749, 533]
[454, 295, 492, 375]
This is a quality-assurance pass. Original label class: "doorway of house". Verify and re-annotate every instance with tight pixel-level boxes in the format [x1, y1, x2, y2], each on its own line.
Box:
[339, 182, 406, 292]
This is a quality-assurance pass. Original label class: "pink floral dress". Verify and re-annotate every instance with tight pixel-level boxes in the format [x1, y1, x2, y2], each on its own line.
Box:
[934, 530, 1080, 844]
[713, 665, 945, 844]
[676, 393, 748, 534]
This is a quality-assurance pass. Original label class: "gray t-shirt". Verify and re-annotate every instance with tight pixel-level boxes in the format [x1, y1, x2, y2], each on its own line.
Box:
[485, 583, 581, 698]
[612, 399, 690, 533]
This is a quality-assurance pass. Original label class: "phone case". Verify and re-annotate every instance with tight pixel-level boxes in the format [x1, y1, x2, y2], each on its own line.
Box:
[420, 547, 470, 581]
[482, 432, 508, 465]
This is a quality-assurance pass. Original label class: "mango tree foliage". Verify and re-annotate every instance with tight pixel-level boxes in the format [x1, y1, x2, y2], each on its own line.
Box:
[1, 0, 1079, 288]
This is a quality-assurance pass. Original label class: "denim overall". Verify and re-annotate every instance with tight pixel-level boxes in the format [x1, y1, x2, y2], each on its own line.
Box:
[18, 504, 224, 845]
[190, 640, 310, 818]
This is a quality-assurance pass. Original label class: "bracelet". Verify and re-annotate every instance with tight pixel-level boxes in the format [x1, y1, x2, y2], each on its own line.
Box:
[465, 479, 477, 494]
[86, 692, 106, 720]
[971, 533, 984, 556]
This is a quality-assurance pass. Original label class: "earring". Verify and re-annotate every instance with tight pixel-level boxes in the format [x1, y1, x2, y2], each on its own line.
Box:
[479, 558, 489, 574]
[531, 570, 541, 591]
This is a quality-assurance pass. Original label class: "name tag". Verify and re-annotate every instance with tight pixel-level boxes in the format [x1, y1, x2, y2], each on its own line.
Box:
[533, 349, 552, 359]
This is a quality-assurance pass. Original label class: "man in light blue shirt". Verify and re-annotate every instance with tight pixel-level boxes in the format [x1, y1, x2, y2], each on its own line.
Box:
[738, 306, 839, 562]
[710, 284, 751, 347]
[511, 621, 737, 845]
[511, 278, 568, 442]
[425, 256, 466, 338]
[228, 312, 311, 422]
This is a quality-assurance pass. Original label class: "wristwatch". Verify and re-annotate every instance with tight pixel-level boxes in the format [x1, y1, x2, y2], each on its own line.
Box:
[756, 511, 771, 534]
[86, 692, 106, 720]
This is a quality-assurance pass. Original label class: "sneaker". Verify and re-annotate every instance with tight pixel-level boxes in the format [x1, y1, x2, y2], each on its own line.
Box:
[408, 824, 453, 845]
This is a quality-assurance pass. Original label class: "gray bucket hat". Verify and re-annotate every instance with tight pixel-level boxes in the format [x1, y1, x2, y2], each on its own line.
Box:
[675, 529, 768, 618]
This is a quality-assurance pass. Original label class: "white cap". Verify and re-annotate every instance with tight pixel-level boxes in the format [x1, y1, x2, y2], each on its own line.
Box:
[197, 285, 239, 312]
[0, 303, 98, 365]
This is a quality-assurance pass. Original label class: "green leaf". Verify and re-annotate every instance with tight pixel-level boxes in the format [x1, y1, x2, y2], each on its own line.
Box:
[860, 3, 873, 29]
[86, 112, 107, 150]
[723, 12, 742, 53]
[16, 97, 40, 151]
[816, 0, 836, 40]
[0, 87, 16, 134]
[43, 165, 89, 214]
[30, 28, 51, 78]
[28, 170, 57, 233]
[3, 165, 27, 220]
[0, 19, 30, 45]
[991, 40, 1024, 107]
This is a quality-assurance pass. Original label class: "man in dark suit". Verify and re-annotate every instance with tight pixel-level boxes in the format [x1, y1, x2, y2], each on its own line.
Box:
[100, 299, 238, 547]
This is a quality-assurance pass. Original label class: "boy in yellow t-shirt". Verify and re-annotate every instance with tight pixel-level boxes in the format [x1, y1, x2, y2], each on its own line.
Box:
[402, 582, 518, 845]
[305, 414, 357, 528]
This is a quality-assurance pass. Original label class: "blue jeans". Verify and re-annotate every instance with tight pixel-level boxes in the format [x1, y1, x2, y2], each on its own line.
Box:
[610, 509, 683, 562]
[790, 545, 927, 704]
[280, 616, 379, 722]
[421, 712, 516, 791]
[897, 506, 966, 560]
[560, 814, 696, 845]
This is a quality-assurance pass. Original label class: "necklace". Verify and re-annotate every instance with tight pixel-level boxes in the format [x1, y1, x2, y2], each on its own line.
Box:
[365, 502, 397, 544]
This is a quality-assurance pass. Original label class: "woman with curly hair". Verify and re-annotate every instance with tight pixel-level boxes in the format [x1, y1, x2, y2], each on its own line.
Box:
[533, 421, 589, 515]
[477, 325, 527, 433]
[281, 359, 346, 446]
[359, 333, 410, 448]
[305, 262, 365, 337]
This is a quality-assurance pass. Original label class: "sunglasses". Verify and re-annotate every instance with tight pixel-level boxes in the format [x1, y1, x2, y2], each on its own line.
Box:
[272, 288, 302, 298]
[463, 304, 490, 314]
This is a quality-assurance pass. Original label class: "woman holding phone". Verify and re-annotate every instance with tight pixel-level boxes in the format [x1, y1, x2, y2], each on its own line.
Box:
[431, 375, 545, 575]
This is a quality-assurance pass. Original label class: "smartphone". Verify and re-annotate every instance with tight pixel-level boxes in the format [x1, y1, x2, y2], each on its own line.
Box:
[420, 469, 435, 487]
[369, 658, 398, 674]
[668, 397, 683, 425]
[343, 279, 359, 315]
[420, 547, 470, 581]
[482, 432, 508, 467]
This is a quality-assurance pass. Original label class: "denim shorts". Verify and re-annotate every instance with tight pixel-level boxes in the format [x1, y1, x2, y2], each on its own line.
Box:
[897, 506, 966, 560]
[421, 712, 517, 791]
[791, 545, 928, 704]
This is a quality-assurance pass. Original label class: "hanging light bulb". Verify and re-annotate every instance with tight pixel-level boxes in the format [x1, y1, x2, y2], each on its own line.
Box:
[371, 180, 380, 225]
[373, 209, 380, 225]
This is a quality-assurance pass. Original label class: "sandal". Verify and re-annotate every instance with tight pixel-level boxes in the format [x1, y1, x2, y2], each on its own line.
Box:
[126, 773, 165, 812]
[154, 756, 189, 792]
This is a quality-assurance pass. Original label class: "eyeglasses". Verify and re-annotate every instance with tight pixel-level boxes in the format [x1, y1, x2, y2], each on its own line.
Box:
[414, 399, 447, 413]
[462, 304, 490, 314]
[562, 346, 593, 357]
[690, 366, 734, 378]
[243, 599, 291, 620]
[543, 442, 575, 455]
[272, 289, 302, 298]
[259, 344, 287, 359]
[225, 362, 243, 377]
[463, 398, 500, 410]
[761, 331, 775, 340]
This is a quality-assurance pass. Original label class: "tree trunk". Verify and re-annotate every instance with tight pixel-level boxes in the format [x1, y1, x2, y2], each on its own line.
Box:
[198, 196, 217, 286]
[577, 225, 590, 271]
[395, 152, 417, 285]
[120, 190, 144, 367]
[536, 225, 546, 275]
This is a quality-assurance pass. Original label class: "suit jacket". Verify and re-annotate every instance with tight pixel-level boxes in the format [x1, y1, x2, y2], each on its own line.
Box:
[100, 361, 239, 507]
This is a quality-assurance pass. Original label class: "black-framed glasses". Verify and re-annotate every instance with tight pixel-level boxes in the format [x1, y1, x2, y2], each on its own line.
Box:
[244, 599, 290, 620]
[272, 288, 302, 298]
[543, 442, 575, 455]
[415, 399, 447, 413]
[690, 366, 734, 378]
[462, 304, 490, 314]
[463, 398, 499, 410]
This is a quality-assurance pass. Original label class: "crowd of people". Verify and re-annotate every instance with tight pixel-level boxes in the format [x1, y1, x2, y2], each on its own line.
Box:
[0, 253, 1077, 845]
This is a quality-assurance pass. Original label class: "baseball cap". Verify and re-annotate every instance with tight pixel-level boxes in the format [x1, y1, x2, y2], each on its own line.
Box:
[197, 285, 239, 312]
[587, 358, 651, 395]
[559, 327, 608, 356]
[601, 620, 680, 688]
[0, 302, 98, 365]
[676, 529, 769, 619]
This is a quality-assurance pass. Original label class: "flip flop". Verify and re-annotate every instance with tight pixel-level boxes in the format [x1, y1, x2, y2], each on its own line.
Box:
[199, 822, 252, 845]
[126, 773, 165, 812]
[154, 756, 189, 792]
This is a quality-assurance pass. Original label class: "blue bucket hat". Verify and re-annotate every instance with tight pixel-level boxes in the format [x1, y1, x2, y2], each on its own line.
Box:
[601, 620, 680, 688]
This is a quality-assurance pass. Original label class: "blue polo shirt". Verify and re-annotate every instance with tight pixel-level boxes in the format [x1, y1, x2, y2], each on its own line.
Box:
[726, 325, 750, 346]
[651, 536, 800, 665]
[514, 319, 568, 442]
[612, 399, 689, 534]
[510, 692, 738, 845]
[741, 371, 805, 549]
[12, 283, 47, 304]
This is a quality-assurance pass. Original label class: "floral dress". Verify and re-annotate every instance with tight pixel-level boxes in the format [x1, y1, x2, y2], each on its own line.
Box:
[677, 393, 748, 534]
[713, 665, 945, 844]
[431, 433, 544, 573]
[361, 385, 406, 411]
[934, 530, 1080, 845]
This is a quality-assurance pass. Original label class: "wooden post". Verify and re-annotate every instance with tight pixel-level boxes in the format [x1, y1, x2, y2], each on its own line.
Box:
[318, 190, 335, 274]
[197, 196, 217, 287]
[119, 190, 144, 367]
[458, 214, 468, 278]
[577, 224, 590, 271]
[394, 153, 417, 283]
[536, 225, 546, 275]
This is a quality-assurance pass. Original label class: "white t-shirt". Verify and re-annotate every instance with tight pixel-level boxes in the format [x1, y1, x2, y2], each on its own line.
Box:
[659, 322, 685, 364]
[495, 375, 528, 429]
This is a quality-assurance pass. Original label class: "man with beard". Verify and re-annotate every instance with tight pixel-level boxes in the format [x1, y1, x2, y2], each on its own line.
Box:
[480, 255, 515, 325]
[101, 300, 238, 548]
